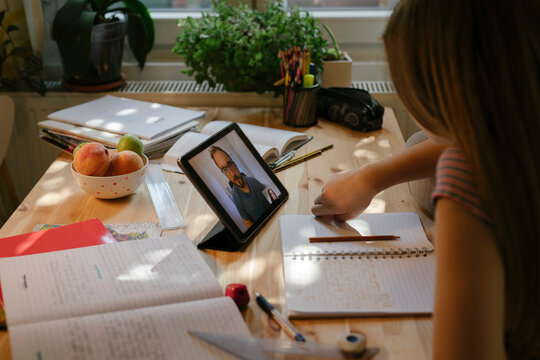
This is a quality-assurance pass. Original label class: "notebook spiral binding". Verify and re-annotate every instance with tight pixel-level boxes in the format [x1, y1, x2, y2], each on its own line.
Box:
[291, 247, 433, 260]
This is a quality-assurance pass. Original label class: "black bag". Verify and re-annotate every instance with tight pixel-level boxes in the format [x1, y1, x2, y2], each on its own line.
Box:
[316, 87, 384, 132]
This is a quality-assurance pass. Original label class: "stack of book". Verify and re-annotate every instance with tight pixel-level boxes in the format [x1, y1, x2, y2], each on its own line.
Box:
[38, 96, 205, 159]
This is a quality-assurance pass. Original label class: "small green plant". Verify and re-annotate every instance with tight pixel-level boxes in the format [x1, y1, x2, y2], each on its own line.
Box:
[52, 0, 155, 78]
[321, 23, 342, 61]
[0, 10, 46, 95]
[174, 1, 327, 96]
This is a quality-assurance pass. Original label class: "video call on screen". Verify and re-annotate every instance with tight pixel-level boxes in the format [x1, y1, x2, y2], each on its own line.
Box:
[188, 131, 281, 233]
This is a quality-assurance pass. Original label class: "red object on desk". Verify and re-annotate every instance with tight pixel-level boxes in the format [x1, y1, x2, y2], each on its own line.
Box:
[225, 283, 250, 307]
[0, 218, 116, 308]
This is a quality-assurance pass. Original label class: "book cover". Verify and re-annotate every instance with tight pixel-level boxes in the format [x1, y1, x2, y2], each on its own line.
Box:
[47, 96, 205, 140]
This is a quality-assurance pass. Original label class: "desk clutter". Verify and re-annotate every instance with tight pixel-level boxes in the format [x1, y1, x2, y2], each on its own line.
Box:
[0, 215, 390, 359]
[38, 96, 203, 159]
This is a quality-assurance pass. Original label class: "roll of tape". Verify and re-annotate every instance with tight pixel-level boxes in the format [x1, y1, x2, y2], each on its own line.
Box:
[337, 333, 367, 355]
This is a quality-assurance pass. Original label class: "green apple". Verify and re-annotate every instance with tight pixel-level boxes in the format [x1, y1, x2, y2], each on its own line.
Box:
[117, 134, 144, 156]
[73, 142, 90, 157]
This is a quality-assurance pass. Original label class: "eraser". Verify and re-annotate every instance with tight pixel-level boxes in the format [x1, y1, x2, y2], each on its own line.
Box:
[303, 74, 315, 88]
[337, 333, 367, 355]
[225, 283, 250, 307]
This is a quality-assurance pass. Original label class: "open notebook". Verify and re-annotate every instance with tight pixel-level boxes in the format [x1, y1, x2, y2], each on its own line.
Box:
[280, 212, 435, 318]
[0, 235, 249, 359]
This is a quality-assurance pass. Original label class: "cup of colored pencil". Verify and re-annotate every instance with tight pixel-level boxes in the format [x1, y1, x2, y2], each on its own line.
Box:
[277, 47, 319, 127]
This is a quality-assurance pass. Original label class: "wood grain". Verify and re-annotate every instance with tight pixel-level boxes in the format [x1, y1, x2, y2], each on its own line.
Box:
[0, 107, 433, 359]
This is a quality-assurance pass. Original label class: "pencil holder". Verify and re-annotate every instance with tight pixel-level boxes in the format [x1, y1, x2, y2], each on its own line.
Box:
[283, 83, 319, 127]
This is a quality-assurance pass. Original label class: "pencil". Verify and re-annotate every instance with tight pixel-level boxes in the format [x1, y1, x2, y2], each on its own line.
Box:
[273, 144, 333, 172]
[309, 235, 400, 242]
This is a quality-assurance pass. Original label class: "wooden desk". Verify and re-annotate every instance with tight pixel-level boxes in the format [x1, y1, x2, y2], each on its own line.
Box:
[0, 107, 433, 359]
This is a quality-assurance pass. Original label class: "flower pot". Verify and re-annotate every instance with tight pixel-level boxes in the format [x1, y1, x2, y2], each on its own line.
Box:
[321, 52, 352, 88]
[63, 20, 127, 85]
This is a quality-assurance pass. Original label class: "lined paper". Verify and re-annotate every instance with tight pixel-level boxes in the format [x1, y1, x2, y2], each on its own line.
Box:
[279, 213, 435, 318]
[0, 234, 222, 326]
[9, 297, 248, 360]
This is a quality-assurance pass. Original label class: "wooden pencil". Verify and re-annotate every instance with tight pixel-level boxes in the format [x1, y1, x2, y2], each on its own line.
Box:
[309, 235, 400, 242]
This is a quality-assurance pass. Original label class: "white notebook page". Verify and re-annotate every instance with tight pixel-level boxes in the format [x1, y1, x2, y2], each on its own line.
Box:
[0, 234, 222, 326]
[9, 297, 248, 360]
[279, 213, 435, 318]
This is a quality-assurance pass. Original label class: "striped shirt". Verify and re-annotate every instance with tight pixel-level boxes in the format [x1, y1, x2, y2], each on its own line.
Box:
[432, 146, 492, 224]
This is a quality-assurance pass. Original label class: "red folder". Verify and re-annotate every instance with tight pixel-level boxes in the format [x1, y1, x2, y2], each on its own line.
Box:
[0, 218, 116, 310]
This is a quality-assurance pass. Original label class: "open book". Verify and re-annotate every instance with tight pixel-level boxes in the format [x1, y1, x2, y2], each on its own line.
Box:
[161, 120, 311, 172]
[280, 212, 435, 318]
[0, 235, 250, 359]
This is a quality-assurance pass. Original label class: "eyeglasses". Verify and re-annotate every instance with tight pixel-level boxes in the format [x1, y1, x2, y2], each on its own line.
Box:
[221, 160, 237, 175]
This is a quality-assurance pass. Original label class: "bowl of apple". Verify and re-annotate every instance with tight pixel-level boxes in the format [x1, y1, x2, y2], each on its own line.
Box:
[71, 136, 148, 199]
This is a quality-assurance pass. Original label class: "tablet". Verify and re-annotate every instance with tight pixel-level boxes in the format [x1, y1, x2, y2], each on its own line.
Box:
[179, 123, 288, 251]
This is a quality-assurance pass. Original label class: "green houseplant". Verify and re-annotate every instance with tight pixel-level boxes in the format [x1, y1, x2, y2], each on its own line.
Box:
[52, 0, 154, 85]
[174, 0, 327, 96]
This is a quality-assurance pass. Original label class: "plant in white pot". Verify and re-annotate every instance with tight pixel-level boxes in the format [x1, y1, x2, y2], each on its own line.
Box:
[321, 23, 352, 88]
[52, 0, 154, 87]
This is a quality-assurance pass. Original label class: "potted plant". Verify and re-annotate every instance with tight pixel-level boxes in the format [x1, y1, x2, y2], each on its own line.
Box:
[173, 0, 327, 96]
[321, 23, 352, 88]
[52, 0, 154, 87]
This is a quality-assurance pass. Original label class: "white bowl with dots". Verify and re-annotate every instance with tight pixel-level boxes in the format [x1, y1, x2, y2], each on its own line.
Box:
[71, 155, 148, 199]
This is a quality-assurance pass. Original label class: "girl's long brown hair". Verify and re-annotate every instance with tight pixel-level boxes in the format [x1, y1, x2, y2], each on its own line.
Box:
[384, 0, 540, 356]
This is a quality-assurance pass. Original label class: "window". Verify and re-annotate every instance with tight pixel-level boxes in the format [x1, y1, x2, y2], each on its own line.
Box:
[140, 0, 397, 10]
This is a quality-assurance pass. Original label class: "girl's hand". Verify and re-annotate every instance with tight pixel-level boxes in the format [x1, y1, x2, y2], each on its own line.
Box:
[312, 165, 380, 222]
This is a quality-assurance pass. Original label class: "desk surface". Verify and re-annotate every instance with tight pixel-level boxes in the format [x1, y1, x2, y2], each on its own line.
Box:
[0, 107, 433, 359]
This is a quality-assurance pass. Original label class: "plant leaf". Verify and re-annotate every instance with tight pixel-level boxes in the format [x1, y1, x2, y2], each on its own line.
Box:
[122, 0, 154, 50]
[126, 13, 149, 69]
[52, 0, 87, 43]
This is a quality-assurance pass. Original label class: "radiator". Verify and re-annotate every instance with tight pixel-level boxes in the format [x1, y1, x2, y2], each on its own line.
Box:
[2, 80, 411, 218]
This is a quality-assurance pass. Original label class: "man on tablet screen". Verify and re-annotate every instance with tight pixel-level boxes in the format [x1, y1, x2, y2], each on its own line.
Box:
[209, 146, 270, 228]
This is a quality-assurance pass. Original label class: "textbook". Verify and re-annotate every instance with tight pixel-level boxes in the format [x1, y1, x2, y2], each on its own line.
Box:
[46, 95, 205, 140]
[0, 235, 250, 360]
[161, 120, 310, 172]
[38, 118, 199, 159]
[279, 212, 435, 318]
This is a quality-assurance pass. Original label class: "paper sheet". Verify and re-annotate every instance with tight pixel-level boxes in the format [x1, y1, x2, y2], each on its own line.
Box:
[0, 234, 221, 326]
[279, 213, 435, 318]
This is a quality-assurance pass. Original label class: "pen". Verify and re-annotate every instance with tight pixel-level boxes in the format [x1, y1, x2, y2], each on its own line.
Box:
[254, 291, 306, 342]
[273, 144, 333, 173]
[309, 235, 400, 242]
[270, 136, 313, 169]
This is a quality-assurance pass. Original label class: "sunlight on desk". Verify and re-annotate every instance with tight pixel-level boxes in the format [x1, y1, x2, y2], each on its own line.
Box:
[355, 136, 376, 147]
[36, 188, 72, 207]
[378, 139, 391, 148]
[354, 149, 380, 161]
[237, 256, 268, 280]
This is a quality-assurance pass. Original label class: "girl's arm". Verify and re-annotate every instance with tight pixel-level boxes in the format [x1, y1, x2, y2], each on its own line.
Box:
[312, 139, 446, 221]
[433, 198, 505, 360]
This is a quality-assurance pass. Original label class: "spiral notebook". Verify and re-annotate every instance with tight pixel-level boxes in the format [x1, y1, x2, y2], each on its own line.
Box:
[279, 212, 435, 318]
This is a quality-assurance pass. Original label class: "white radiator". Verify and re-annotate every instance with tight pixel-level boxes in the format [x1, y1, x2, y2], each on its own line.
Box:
[2, 80, 408, 219]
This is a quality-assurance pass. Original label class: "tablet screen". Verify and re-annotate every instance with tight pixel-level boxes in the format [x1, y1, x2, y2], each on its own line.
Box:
[180, 123, 288, 245]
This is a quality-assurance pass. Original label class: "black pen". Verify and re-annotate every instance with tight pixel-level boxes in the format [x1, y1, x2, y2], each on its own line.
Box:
[254, 291, 306, 342]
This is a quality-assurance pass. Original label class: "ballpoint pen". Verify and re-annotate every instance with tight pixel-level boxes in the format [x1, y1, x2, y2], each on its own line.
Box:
[254, 291, 306, 342]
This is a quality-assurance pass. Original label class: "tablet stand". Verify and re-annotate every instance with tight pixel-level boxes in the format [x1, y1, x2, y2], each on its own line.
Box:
[197, 221, 242, 252]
